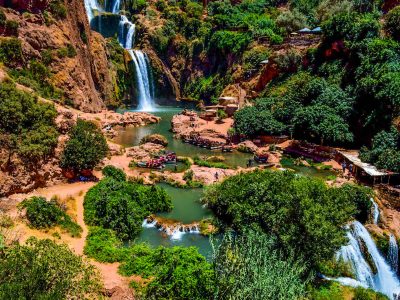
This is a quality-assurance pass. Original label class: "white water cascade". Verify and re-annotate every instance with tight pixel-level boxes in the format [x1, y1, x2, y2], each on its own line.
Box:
[84, 0, 102, 22]
[336, 221, 400, 299]
[371, 198, 380, 225]
[112, 0, 121, 14]
[128, 50, 155, 111]
[118, 15, 135, 49]
[83, 0, 156, 111]
[141, 219, 200, 241]
[389, 234, 399, 274]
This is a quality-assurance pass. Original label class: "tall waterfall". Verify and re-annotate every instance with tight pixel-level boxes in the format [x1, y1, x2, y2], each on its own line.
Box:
[371, 198, 380, 225]
[128, 50, 155, 111]
[84, 0, 156, 111]
[389, 234, 399, 274]
[336, 221, 400, 299]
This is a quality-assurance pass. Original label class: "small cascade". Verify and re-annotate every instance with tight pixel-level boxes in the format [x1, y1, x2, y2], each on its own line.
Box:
[118, 16, 135, 49]
[84, 0, 102, 22]
[389, 234, 399, 274]
[112, 0, 121, 14]
[142, 217, 200, 241]
[371, 198, 380, 225]
[128, 50, 155, 111]
[336, 221, 400, 299]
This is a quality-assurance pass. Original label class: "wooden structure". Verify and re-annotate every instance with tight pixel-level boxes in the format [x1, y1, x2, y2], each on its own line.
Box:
[338, 151, 400, 186]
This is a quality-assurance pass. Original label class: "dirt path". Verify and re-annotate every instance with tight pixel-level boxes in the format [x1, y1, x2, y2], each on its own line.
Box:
[5, 181, 133, 297]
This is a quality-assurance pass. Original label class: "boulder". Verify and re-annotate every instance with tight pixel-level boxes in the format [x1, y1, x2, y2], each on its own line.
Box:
[140, 134, 168, 146]
[237, 141, 258, 153]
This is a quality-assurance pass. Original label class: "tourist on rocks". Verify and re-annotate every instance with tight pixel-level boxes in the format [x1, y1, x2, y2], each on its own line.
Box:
[341, 161, 347, 175]
[214, 172, 219, 182]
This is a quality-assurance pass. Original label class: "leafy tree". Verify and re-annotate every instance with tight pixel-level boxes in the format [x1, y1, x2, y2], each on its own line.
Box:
[119, 245, 214, 300]
[19, 196, 82, 237]
[60, 119, 108, 172]
[0, 238, 101, 299]
[276, 9, 308, 34]
[212, 230, 308, 299]
[102, 165, 127, 181]
[360, 127, 400, 172]
[202, 170, 367, 272]
[385, 6, 400, 40]
[84, 176, 172, 240]
[0, 38, 23, 67]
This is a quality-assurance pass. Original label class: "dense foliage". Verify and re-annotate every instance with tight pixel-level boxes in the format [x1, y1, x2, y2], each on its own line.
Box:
[60, 119, 108, 172]
[84, 170, 172, 240]
[0, 82, 58, 165]
[202, 170, 372, 271]
[360, 127, 400, 172]
[19, 196, 82, 237]
[0, 238, 101, 299]
[212, 230, 308, 299]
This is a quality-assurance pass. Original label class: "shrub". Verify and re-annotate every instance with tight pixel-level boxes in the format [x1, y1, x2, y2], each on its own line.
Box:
[0, 38, 23, 67]
[57, 44, 77, 58]
[202, 170, 365, 272]
[193, 156, 230, 169]
[0, 238, 101, 299]
[242, 46, 270, 74]
[60, 119, 108, 172]
[276, 9, 308, 34]
[18, 196, 82, 237]
[49, 0, 67, 19]
[5, 20, 19, 36]
[102, 165, 127, 181]
[84, 176, 172, 240]
[139, 134, 168, 146]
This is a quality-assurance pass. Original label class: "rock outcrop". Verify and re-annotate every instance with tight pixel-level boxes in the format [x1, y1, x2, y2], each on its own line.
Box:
[1, 0, 115, 112]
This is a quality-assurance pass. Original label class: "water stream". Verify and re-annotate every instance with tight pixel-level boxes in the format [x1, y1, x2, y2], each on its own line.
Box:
[389, 234, 399, 274]
[85, 0, 155, 111]
[371, 198, 380, 225]
[336, 221, 400, 299]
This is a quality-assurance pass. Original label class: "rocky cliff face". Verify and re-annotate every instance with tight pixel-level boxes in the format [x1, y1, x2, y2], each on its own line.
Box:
[1, 0, 114, 112]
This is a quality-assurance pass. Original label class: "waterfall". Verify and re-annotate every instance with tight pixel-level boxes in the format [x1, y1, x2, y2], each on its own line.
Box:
[336, 221, 400, 299]
[142, 218, 200, 241]
[128, 50, 155, 111]
[84, 0, 102, 22]
[389, 234, 399, 274]
[371, 198, 380, 225]
[112, 0, 121, 14]
[119, 16, 135, 49]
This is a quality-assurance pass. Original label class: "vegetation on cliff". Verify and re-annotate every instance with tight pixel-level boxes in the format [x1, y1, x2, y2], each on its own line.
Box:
[0, 82, 59, 166]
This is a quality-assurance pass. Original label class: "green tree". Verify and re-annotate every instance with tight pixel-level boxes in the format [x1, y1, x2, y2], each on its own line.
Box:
[84, 176, 172, 240]
[202, 170, 363, 272]
[119, 245, 214, 300]
[0, 238, 101, 299]
[385, 6, 400, 40]
[60, 119, 108, 172]
[212, 230, 308, 299]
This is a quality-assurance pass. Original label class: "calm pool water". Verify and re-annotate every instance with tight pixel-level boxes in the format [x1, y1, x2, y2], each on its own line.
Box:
[113, 107, 253, 168]
[135, 183, 214, 257]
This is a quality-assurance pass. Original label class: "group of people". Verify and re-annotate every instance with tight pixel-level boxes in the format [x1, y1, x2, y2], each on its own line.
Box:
[341, 161, 354, 178]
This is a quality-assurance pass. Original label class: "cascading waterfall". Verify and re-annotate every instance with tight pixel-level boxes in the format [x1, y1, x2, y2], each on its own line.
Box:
[371, 198, 380, 225]
[112, 0, 121, 14]
[118, 16, 135, 49]
[335, 221, 400, 299]
[84, 0, 156, 111]
[84, 0, 102, 22]
[128, 50, 155, 111]
[389, 234, 399, 274]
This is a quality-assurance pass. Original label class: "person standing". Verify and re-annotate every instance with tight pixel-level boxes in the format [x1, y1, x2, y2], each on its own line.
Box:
[341, 161, 347, 175]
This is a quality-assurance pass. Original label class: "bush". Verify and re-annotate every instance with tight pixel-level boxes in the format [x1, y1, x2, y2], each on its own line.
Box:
[18, 196, 82, 237]
[139, 134, 168, 146]
[84, 176, 172, 240]
[276, 9, 308, 34]
[49, 0, 67, 19]
[213, 230, 308, 299]
[193, 156, 230, 169]
[242, 46, 270, 74]
[60, 119, 108, 172]
[0, 82, 58, 164]
[57, 44, 77, 58]
[5, 20, 19, 36]
[102, 165, 127, 181]
[0, 238, 101, 299]
[202, 170, 365, 272]
[119, 245, 214, 299]
[0, 38, 23, 67]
